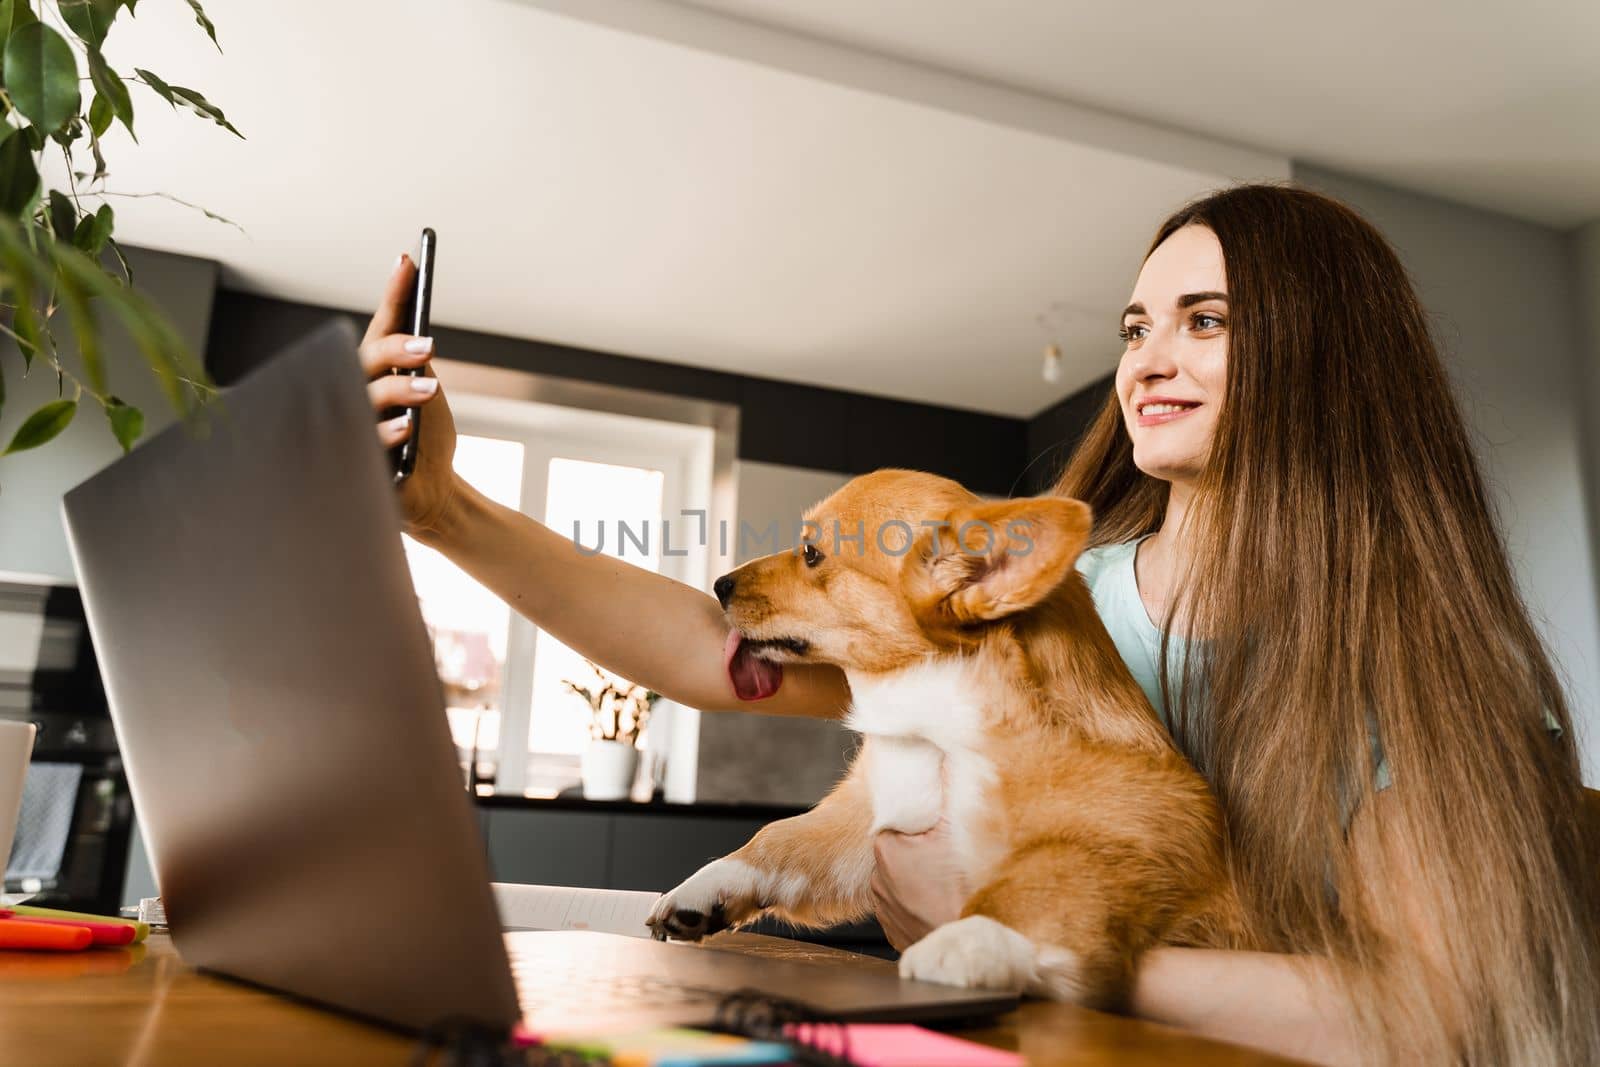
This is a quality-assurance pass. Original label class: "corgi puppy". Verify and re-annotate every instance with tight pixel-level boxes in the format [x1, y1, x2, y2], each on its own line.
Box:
[646, 470, 1243, 1008]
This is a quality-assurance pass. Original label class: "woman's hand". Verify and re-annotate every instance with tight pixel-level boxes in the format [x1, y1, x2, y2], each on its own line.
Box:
[360, 254, 461, 541]
[871, 818, 970, 951]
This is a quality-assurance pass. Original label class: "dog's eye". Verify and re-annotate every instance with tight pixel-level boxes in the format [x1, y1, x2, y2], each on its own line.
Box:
[802, 544, 824, 569]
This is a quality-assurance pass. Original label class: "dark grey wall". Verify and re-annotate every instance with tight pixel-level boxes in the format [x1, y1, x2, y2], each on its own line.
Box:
[205, 290, 1035, 497]
[1023, 372, 1113, 496]
[0, 248, 219, 581]
[1573, 221, 1600, 647]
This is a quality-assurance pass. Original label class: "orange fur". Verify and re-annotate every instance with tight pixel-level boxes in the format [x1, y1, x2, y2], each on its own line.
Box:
[647, 470, 1245, 1008]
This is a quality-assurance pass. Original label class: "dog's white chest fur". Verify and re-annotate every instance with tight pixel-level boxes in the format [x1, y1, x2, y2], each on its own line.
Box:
[844, 659, 999, 870]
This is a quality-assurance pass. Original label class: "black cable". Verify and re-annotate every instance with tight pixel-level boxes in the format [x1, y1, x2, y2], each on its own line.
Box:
[709, 990, 857, 1066]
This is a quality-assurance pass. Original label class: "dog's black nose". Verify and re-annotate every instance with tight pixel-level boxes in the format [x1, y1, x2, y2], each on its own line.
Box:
[713, 573, 736, 609]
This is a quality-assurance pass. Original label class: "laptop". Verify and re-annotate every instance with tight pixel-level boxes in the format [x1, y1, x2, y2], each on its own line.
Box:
[60, 319, 1017, 1036]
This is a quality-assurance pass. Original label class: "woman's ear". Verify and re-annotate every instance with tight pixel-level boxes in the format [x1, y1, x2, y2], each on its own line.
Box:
[901, 497, 1092, 626]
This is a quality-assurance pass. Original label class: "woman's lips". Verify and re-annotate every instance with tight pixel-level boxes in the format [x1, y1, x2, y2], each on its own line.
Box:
[724, 629, 783, 701]
[1136, 401, 1200, 428]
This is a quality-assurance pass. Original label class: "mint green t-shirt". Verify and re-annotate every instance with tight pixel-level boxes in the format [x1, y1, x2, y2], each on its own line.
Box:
[1074, 538, 1560, 792]
[1073, 538, 1399, 786]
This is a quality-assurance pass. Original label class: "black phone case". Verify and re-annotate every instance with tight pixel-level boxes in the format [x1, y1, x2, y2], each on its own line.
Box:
[388, 228, 435, 484]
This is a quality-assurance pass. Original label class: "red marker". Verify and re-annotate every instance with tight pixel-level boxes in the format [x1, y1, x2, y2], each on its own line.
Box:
[0, 917, 94, 951]
[1, 912, 136, 946]
[9, 904, 149, 942]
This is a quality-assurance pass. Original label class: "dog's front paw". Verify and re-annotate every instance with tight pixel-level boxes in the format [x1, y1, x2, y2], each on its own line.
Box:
[647, 858, 764, 942]
[898, 915, 1047, 994]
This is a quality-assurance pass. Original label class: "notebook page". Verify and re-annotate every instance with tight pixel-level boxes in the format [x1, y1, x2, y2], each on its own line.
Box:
[492, 882, 662, 938]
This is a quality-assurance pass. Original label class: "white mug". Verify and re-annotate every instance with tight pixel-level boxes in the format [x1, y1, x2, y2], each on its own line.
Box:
[0, 721, 37, 880]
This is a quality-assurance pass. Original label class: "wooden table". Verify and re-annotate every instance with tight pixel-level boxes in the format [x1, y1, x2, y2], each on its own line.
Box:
[0, 933, 1297, 1066]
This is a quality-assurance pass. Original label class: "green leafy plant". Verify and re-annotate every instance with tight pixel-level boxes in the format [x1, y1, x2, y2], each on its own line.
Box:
[0, 0, 239, 460]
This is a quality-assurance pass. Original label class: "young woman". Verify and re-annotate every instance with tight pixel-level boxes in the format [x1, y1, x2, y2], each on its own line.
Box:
[359, 184, 1599, 1064]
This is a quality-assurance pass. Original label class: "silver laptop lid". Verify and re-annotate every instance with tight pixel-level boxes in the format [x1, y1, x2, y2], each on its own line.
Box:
[62, 320, 519, 1032]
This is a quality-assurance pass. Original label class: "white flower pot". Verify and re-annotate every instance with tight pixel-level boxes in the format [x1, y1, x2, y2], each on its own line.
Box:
[581, 740, 639, 801]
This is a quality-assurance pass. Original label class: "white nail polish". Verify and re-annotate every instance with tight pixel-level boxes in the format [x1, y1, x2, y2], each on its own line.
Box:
[403, 337, 434, 355]
[410, 376, 438, 395]
[383, 414, 409, 435]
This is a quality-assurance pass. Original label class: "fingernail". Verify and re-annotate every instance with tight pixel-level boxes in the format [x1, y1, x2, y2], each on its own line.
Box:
[404, 337, 434, 355]
[394, 253, 406, 270]
[382, 413, 410, 435]
[410, 376, 438, 396]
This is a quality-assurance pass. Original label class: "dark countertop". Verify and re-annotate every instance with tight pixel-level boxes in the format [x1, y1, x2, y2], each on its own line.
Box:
[473, 792, 807, 821]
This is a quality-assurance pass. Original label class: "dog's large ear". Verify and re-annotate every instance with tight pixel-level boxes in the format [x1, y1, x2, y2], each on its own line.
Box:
[901, 497, 1092, 626]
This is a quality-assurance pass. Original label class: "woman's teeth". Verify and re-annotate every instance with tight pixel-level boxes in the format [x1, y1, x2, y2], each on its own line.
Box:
[1141, 403, 1193, 415]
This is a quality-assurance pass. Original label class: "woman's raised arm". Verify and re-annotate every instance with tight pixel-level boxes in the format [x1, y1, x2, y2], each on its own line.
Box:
[359, 255, 850, 720]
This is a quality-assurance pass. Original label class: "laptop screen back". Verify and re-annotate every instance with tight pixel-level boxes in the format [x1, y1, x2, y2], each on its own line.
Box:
[62, 320, 519, 1032]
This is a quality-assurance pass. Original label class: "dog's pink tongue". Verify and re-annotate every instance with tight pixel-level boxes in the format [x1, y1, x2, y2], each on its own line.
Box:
[724, 629, 782, 701]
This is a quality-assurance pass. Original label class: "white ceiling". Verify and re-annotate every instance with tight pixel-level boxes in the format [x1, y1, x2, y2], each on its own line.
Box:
[76, 0, 1590, 422]
[676, 0, 1600, 230]
[74, 0, 1278, 418]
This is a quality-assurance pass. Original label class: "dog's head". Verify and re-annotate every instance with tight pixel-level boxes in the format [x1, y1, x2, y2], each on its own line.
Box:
[717, 469, 1092, 698]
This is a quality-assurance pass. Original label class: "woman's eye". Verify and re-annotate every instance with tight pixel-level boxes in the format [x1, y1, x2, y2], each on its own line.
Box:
[1191, 313, 1225, 331]
[1118, 323, 1148, 343]
[803, 544, 824, 568]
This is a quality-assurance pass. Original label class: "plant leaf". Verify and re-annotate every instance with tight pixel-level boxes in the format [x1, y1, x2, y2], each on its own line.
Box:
[3, 22, 79, 132]
[182, 0, 217, 51]
[3, 397, 74, 454]
[168, 85, 240, 138]
[85, 48, 133, 138]
[11, 288, 40, 369]
[58, 0, 119, 49]
[47, 226, 205, 413]
[0, 131, 39, 215]
[85, 54, 129, 129]
[72, 201, 111, 253]
[132, 66, 174, 106]
[58, 272, 104, 393]
[47, 188, 75, 240]
[88, 131, 107, 181]
[0, 0, 37, 55]
[105, 396, 141, 452]
[48, 114, 82, 146]
[105, 233, 130, 283]
[87, 90, 112, 137]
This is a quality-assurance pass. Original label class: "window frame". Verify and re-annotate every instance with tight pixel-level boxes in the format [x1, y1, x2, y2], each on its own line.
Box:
[423, 359, 738, 800]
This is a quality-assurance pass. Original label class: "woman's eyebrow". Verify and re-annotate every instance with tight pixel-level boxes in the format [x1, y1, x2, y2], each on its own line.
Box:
[1121, 291, 1229, 319]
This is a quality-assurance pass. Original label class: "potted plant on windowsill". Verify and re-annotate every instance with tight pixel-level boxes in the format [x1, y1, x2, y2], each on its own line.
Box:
[563, 660, 659, 802]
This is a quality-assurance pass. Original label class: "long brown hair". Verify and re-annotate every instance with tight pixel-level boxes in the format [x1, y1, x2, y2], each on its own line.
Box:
[1056, 183, 1599, 1062]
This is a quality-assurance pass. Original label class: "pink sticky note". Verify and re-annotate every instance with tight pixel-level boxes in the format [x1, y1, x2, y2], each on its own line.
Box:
[788, 1023, 1024, 1067]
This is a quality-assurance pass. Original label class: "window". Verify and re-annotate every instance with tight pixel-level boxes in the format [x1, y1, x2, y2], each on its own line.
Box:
[400, 370, 728, 799]
[527, 458, 664, 756]
[401, 435, 523, 785]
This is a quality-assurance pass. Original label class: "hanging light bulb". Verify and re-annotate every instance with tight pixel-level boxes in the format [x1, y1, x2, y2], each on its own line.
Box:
[1041, 343, 1063, 384]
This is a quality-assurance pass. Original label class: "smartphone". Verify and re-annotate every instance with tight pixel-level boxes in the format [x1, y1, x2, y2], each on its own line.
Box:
[387, 227, 436, 485]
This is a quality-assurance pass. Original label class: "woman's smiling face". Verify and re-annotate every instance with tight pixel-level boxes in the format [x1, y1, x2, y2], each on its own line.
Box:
[1115, 224, 1229, 489]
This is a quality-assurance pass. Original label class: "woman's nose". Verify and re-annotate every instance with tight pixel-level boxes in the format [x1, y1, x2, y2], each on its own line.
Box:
[1129, 334, 1178, 382]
